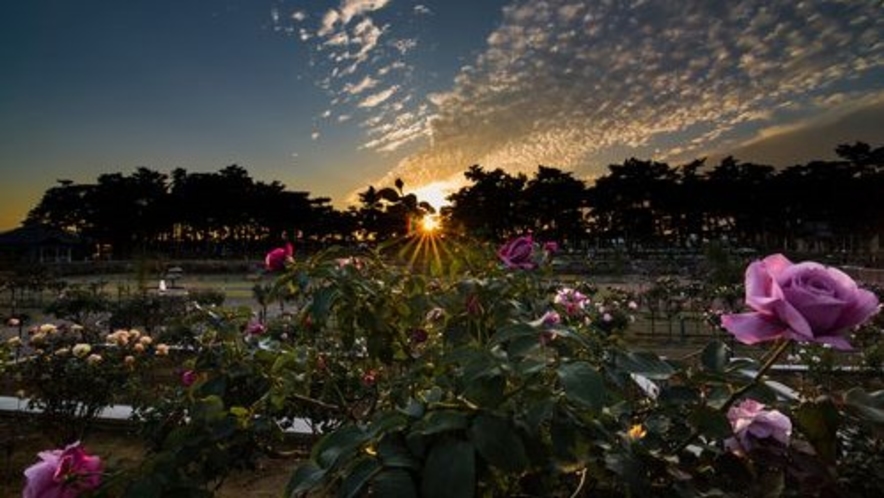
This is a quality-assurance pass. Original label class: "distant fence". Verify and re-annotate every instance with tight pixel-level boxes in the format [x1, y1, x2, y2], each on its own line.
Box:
[843, 266, 884, 285]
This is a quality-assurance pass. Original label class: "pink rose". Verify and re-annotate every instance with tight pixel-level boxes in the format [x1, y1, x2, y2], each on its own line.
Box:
[24, 441, 102, 498]
[543, 241, 559, 255]
[265, 242, 294, 272]
[181, 370, 196, 387]
[721, 254, 879, 350]
[246, 322, 266, 336]
[554, 288, 588, 316]
[725, 399, 792, 453]
[497, 235, 536, 270]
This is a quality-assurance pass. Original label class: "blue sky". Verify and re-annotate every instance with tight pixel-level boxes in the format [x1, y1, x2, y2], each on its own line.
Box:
[1, 0, 883, 230]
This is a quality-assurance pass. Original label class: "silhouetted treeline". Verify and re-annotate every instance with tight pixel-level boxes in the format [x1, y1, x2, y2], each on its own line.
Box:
[22, 142, 884, 258]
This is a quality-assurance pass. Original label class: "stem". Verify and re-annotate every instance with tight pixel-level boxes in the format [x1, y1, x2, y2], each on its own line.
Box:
[720, 338, 791, 413]
[569, 468, 588, 498]
[672, 339, 792, 455]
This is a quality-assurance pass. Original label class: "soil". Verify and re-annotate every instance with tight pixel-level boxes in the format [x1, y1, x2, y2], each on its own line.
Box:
[0, 416, 300, 497]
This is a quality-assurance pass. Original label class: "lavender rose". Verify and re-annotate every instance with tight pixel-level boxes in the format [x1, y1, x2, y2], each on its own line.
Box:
[725, 399, 792, 453]
[24, 441, 102, 498]
[498, 235, 536, 270]
[721, 253, 879, 350]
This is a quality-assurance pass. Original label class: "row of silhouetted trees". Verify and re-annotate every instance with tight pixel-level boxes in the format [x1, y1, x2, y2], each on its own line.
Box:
[21, 142, 884, 258]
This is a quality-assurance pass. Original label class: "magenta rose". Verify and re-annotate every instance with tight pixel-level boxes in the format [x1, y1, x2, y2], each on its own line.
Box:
[265, 242, 294, 272]
[721, 254, 879, 350]
[725, 399, 792, 453]
[498, 235, 536, 270]
[181, 370, 196, 387]
[246, 322, 266, 336]
[24, 441, 102, 498]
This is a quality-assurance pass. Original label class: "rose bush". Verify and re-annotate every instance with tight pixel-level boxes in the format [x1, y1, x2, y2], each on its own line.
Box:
[8, 324, 167, 444]
[8, 246, 883, 497]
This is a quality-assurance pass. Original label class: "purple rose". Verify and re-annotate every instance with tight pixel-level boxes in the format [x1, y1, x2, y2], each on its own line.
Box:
[24, 441, 102, 498]
[721, 254, 879, 350]
[725, 399, 792, 453]
[498, 235, 536, 270]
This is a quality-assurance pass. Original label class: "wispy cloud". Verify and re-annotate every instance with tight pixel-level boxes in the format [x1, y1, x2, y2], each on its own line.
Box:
[273, 0, 432, 152]
[373, 0, 884, 192]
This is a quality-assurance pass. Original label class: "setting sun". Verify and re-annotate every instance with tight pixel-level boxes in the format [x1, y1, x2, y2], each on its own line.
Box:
[419, 214, 441, 234]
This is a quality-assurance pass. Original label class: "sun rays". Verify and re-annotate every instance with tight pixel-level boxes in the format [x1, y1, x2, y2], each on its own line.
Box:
[398, 213, 450, 274]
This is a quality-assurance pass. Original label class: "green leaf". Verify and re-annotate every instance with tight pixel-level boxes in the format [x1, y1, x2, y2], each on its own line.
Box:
[373, 469, 418, 498]
[468, 413, 529, 472]
[615, 351, 675, 380]
[312, 425, 369, 469]
[339, 457, 382, 498]
[378, 435, 419, 469]
[701, 340, 729, 373]
[463, 375, 506, 408]
[688, 405, 731, 439]
[124, 476, 165, 498]
[285, 461, 326, 497]
[369, 412, 408, 437]
[422, 440, 475, 498]
[419, 410, 469, 435]
[843, 388, 884, 426]
[796, 398, 840, 463]
[557, 362, 605, 410]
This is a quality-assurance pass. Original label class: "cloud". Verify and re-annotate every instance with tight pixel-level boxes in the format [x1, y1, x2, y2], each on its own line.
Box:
[716, 92, 884, 166]
[275, 0, 425, 138]
[358, 86, 399, 108]
[343, 75, 379, 94]
[369, 0, 884, 192]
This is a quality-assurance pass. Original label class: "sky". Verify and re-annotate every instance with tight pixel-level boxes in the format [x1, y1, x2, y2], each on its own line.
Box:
[1, 0, 883, 231]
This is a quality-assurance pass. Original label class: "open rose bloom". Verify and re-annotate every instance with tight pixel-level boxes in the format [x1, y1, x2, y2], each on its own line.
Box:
[725, 399, 792, 453]
[265, 242, 294, 272]
[24, 441, 102, 498]
[721, 254, 879, 350]
[497, 235, 536, 269]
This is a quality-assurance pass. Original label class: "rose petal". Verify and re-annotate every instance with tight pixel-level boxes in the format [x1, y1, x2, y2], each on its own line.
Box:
[807, 332, 854, 351]
[781, 286, 845, 332]
[760, 254, 793, 280]
[721, 312, 788, 344]
[771, 299, 813, 339]
[832, 287, 880, 331]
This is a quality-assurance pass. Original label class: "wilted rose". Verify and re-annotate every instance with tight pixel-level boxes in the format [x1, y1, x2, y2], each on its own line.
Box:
[23, 441, 102, 498]
[265, 242, 294, 272]
[725, 399, 792, 453]
[721, 254, 879, 350]
[497, 235, 536, 270]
